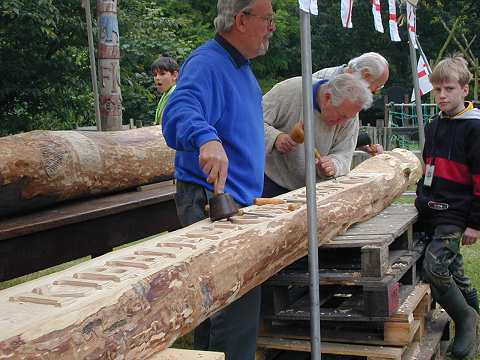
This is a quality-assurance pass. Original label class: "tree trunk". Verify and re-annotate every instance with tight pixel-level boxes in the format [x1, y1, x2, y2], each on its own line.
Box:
[0, 149, 421, 359]
[0, 126, 175, 217]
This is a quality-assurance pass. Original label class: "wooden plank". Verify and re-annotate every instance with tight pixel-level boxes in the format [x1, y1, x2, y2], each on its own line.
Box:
[322, 234, 393, 248]
[0, 195, 180, 282]
[361, 245, 389, 278]
[416, 310, 450, 360]
[0, 180, 176, 241]
[257, 337, 404, 359]
[148, 349, 224, 360]
[389, 284, 430, 322]
[0, 149, 422, 359]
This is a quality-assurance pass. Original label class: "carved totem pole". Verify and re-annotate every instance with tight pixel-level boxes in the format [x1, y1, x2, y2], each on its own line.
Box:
[97, 0, 122, 130]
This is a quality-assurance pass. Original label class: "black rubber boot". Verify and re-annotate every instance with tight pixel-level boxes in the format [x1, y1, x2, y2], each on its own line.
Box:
[463, 288, 480, 314]
[435, 285, 479, 359]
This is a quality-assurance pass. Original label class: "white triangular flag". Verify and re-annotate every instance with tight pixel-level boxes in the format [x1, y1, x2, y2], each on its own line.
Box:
[372, 0, 384, 33]
[412, 56, 433, 101]
[341, 0, 353, 28]
[388, 0, 401, 41]
[407, 2, 418, 48]
[298, 0, 318, 15]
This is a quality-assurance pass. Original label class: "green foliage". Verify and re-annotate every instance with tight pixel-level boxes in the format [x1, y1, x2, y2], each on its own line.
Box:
[0, 0, 93, 134]
[118, 0, 214, 125]
[253, 0, 300, 80]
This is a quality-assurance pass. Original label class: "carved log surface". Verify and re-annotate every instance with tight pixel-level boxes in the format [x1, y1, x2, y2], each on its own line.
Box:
[0, 149, 421, 359]
[0, 126, 175, 217]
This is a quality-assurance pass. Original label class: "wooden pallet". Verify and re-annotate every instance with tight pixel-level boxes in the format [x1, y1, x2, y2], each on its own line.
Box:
[275, 204, 419, 280]
[263, 205, 422, 320]
[257, 308, 450, 360]
[264, 244, 424, 320]
[261, 284, 431, 347]
[263, 207, 424, 320]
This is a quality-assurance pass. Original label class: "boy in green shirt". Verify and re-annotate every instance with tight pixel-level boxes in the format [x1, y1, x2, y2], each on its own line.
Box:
[151, 56, 179, 124]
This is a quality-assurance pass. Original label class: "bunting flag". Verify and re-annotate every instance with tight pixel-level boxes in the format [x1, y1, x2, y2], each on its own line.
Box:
[298, 0, 318, 15]
[371, 0, 384, 33]
[341, 0, 354, 28]
[388, 0, 401, 41]
[411, 56, 433, 101]
[407, 2, 418, 48]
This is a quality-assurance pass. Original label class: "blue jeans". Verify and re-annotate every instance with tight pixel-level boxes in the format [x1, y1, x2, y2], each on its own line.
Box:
[175, 180, 261, 360]
[262, 175, 289, 198]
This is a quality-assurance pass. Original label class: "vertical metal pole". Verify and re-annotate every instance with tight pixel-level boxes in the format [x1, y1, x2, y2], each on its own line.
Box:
[408, 34, 425, 150]
[83, 0, 102, 131]
[299, 9, 321, 359]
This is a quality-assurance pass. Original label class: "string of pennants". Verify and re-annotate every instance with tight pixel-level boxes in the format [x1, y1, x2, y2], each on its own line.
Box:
[298, 0, 433, 98]
[298, 0, 417, 46]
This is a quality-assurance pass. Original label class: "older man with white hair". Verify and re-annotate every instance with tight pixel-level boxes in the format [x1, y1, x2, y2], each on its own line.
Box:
[314, 52, 390, 155]
[313, 52, 389, 93]
[263, 73, 373, 195]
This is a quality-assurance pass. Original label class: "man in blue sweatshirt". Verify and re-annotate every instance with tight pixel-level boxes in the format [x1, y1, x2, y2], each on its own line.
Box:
[162, 0, 275, 359]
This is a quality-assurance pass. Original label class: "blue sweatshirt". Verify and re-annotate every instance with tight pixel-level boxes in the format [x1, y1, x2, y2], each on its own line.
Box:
[162, 39, 264, 206]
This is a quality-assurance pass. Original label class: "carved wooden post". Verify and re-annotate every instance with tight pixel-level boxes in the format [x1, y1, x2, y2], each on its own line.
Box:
[97, 0, 122, 130]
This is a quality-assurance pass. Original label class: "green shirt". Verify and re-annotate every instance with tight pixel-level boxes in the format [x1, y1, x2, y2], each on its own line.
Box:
[155, 84, 176, 125]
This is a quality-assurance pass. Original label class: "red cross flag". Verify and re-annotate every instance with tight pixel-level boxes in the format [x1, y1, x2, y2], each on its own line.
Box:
[407, 2, 418, 48]
[412, 56, 433, 101]
[298, 0, 318, 15]
[371, 0, 384, 33]
[341, 0, 354, 28]
[388, 0, 401, 41]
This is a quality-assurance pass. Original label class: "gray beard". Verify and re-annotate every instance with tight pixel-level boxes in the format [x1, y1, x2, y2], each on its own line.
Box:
[257, 39, 270, 56]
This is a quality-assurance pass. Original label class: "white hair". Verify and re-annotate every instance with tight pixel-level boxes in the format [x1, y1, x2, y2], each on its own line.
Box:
[323, 73, 373, 110]
[348, 52, 389, 81]
[214, 0, 257, 33]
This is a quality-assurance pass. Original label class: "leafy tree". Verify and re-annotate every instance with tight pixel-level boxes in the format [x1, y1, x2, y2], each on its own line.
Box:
[2, 0, 479, 135]
[119, 0, 214, 126]
[0, 0, 93, 135]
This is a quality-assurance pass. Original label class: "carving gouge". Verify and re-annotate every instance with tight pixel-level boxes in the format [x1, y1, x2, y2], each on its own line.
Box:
[254, 198, 306, 206]
[238, 209, 275, 218]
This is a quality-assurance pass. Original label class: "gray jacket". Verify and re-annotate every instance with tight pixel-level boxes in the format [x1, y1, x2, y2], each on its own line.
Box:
[263, 76, 358, 190]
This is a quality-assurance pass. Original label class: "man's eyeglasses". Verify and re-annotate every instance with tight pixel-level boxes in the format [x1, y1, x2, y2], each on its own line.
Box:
[243, 11, 275, 27]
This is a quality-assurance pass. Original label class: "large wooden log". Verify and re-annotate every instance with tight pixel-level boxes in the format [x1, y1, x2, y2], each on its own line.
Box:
[0, 149, 421, 359]
[0, 126, 175, 217]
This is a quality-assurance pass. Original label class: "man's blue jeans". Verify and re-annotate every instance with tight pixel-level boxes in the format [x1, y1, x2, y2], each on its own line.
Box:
[174, 180, 261, 360]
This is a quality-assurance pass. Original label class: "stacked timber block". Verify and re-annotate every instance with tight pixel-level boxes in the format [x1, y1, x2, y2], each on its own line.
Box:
[148, 348, 224, 360]
[258, 204, 451, 359]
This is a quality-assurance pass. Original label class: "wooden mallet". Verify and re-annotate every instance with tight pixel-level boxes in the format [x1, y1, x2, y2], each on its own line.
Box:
[289, 122, 321, 160]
